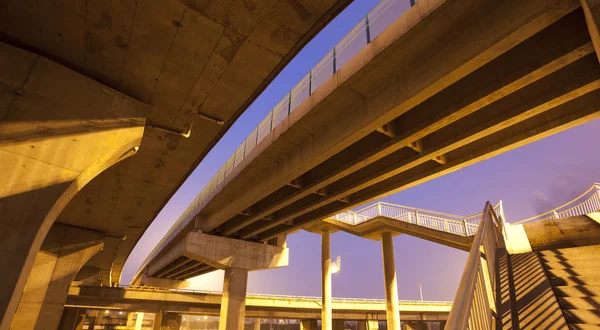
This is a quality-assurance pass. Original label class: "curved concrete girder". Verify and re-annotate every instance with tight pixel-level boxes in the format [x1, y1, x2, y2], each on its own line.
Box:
[0, 0, 352, 286]
[0, 42, 147, 329]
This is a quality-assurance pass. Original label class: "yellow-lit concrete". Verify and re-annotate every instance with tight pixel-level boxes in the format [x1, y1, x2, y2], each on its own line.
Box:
[0, 41, 146, 329]
[381, 232, 400, 330]
[301, 319, 318, 330]
[11, 225, 104, 330]
[142, 232, 289, 281]
[322, 228, 332, 330]
[218, 268, 248, 330]
[66, 285, 451, 321]
[145, 0, 600, 287]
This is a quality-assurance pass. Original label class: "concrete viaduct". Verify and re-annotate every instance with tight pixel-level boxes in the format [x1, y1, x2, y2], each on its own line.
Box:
[137, 0, 600, 329]
[0, 0, 352, 329]
[60, 285, 451, 330]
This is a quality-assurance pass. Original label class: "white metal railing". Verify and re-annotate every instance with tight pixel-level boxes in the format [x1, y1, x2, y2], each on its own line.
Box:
[446, 202, 504, 329]
[513, 183, 600, 225]
[163, 0, 417, 245]
[330, 201, 503, 237]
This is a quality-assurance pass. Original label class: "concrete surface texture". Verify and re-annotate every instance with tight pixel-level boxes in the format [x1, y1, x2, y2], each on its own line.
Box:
[0, 41, 146, 329]
[147, 0, 600, 282]
[10, 225, 105, 330]
[0, 0, 352, 293]
[65, 285, 452, 321]
[145, 232, 289, 281]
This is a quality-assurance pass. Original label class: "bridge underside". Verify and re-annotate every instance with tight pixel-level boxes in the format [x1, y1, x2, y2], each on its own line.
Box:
[204, 3, 600, 243]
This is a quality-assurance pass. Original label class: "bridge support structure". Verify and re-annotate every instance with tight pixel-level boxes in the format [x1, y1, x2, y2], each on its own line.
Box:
[357, 320, 379, 330]
[321, 228, 332, 330]
[301, 319, 318, 330]
[381, 232, 400, 330]
[0, 41, 147, 329]
[10, 224, 104, 330]
[219, 268, 248, 330]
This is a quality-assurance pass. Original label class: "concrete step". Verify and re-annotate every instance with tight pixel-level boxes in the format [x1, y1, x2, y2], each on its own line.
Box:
[568, 324, 600, 330]
[551, 276, 600, 286]
[547, 267, 600, 278]
[563, 309, 600, 325]
[543, 259, 599, 269]
[555, 285, 600, 298]
[558, 297, 600, 310]
[539, 245, 600, 259]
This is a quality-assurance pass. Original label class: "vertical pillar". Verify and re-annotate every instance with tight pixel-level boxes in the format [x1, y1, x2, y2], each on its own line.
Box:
[253, 318, 261, 330]
[0, 42, 146, 329]
[134, 312, 145, 330]
[381, 232, 400, 330]
[219, 268, 249, 330]
[358, 320, 379, 330]
[300, 320, 317, 330]
[10, 224, 104, 330]
[333, 320, 345, 330]
[321, 228, 332, 330]
[57, 307, 87, 330]
[160, 313, 181, 330]
[153, 312, 163, 330]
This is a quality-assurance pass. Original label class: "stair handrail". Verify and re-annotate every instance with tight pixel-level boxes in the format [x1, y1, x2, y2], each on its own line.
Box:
[446, 201, 504, 329]
[512, 183, 600, 225]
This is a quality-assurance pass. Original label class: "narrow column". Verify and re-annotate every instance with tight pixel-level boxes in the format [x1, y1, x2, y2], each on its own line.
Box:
[300, 320, 317, 330]
[160, 313, 182, 330]
[381, 232, 400, 330]
[10, 224, 104, 330]
[253, 318, 261, 330]
[153, 312, 163, 330]
[219, 268, 249, 330]
[134, 313, 145, 330]
[57, 307, 86, 330]
[321, 228, 332, 330]
[358, 320, 379, 330]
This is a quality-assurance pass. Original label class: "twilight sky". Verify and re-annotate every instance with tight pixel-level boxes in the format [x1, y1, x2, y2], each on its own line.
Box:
[122, 0, 600, 302]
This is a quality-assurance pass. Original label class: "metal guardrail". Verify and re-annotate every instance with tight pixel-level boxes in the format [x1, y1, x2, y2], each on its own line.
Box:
[75, 285, 450, 305]
[155, 0, 417, 253]
[330, 201, 503, 237]
[513, 183, 600, 224]
[446, 202, 504, 329]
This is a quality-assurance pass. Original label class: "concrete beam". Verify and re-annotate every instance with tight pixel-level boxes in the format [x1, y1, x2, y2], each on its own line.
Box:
[138, 276, 189, 290]
[147, 232, 288, 279]
[10, 224, 104, 330]
[581, 0, 600, 63]
[0, 41, 147, 329]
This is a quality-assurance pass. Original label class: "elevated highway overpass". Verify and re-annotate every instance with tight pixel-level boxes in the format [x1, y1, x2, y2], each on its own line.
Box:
[142, 0, 600, 282]
[64, 285, 451, 322]
[0, 0, 353, 328]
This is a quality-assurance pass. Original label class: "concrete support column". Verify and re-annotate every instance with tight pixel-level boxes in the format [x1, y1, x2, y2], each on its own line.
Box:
[57, 307, 86, 330]
[321, 228, 332, 330]
[219, 268, 248, 330]
[300, 319, 318, 330]
[381, 232, 400, 330]
[10, 224, 104, 330]
[0, 42, 147, 330]
[153, 312, 163, 330]
[358, 320, 379, 330]
[160, 313, 181, 330]
[253, 318, 261, 330]
[333, 320, 345, 330]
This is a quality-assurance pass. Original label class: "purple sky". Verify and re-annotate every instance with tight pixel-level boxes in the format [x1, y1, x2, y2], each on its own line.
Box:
[122, 0, 600, 302]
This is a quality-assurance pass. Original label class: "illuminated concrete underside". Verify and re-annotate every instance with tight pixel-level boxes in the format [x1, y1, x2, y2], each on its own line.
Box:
[0, 0, 351, 288]
[146, 0, 600, 281]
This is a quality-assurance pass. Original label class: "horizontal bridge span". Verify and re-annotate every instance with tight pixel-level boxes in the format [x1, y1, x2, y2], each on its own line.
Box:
[66, 286, 451, 321]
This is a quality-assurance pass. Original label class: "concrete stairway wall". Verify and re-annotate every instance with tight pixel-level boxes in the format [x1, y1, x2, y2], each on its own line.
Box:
[539, 245, 600, 329]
